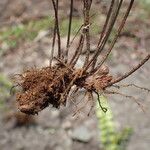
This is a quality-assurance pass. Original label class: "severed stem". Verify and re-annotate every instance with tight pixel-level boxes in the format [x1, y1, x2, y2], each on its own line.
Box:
[54, 57, 74, 71]
[83, 0, 92, 67]
[107, 54, 150, 87]
[69, 34, 85, 67]
[68, 13, 95, 51]
[51, 0, 62, 59]
[85, 0, 123, 71]
[97, 0, 115, 47]
[50, 3, 57, 66]
[65, 0, 74, 63]
[69, 1, 93, 67]
[93, 0, 135, 72]
[69, 24, 84, 46]
[91, 0, 115, 70]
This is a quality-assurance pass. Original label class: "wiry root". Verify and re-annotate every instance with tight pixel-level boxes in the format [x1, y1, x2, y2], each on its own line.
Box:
[105, 90, 146, 113]
[72, 91, 89, 117]
[73, 91, 95, 117]
[87, 92, 94, 116]
[113, 84, 150, 93]
[10, 84, 20, 95]
[95, 91, 108, 113]
[13, 0, 150, 116]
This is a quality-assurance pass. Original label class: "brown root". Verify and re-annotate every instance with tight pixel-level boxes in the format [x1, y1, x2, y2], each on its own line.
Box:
[15, 64, 74, 115]
[14, 60, 114, 115]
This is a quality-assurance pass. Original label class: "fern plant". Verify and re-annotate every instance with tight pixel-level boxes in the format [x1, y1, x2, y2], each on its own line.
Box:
[12, 0, 150, 116]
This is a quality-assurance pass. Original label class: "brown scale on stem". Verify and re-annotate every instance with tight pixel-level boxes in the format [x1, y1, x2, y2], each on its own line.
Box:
[15, 62, 112, 115]
[14, 0, 150, 115]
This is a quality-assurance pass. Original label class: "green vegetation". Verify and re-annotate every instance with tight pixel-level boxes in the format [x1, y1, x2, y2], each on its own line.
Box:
[96, 96, 133, 150]
[0, 17, 53, 49]
[0, 0, 149, 52]
[61, 18, 83, 36]
[0, 74, 12, 109]
[138, 0, 150, 16]
[0, 16, 101, 52]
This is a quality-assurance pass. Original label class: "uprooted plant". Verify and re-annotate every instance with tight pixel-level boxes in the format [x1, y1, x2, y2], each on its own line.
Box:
[13, 0, 150, 115]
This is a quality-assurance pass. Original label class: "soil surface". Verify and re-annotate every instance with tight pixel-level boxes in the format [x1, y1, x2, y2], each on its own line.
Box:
[0, 1, 150, 150]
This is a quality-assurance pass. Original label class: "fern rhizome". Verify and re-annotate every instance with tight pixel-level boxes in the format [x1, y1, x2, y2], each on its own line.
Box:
[13, 0, 150, 115]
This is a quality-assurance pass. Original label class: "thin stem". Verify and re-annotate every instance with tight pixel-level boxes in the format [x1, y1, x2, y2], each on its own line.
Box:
[91, 0, 115, 70]
[70, 34, 85, 67]
[85, 0, 123, 71]
[107, 54, 150, 87]
[51, 0, 62, 59]
[93, 0, 134, 73]
[50, 14, 57, 66]
[69, 24, 84, 46]
[65, 0, 74, 62]
[69, 13, 95, 50]
[83, 0, 92, 67]
[98, 0, 115, 47]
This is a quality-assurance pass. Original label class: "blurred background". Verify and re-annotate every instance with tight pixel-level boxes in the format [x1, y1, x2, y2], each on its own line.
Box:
[0, 0, 150, 150]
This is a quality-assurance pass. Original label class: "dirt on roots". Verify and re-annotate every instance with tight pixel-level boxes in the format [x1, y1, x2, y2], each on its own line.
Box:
[14, 62, 113, 115]
[15, 64, 75, 115]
